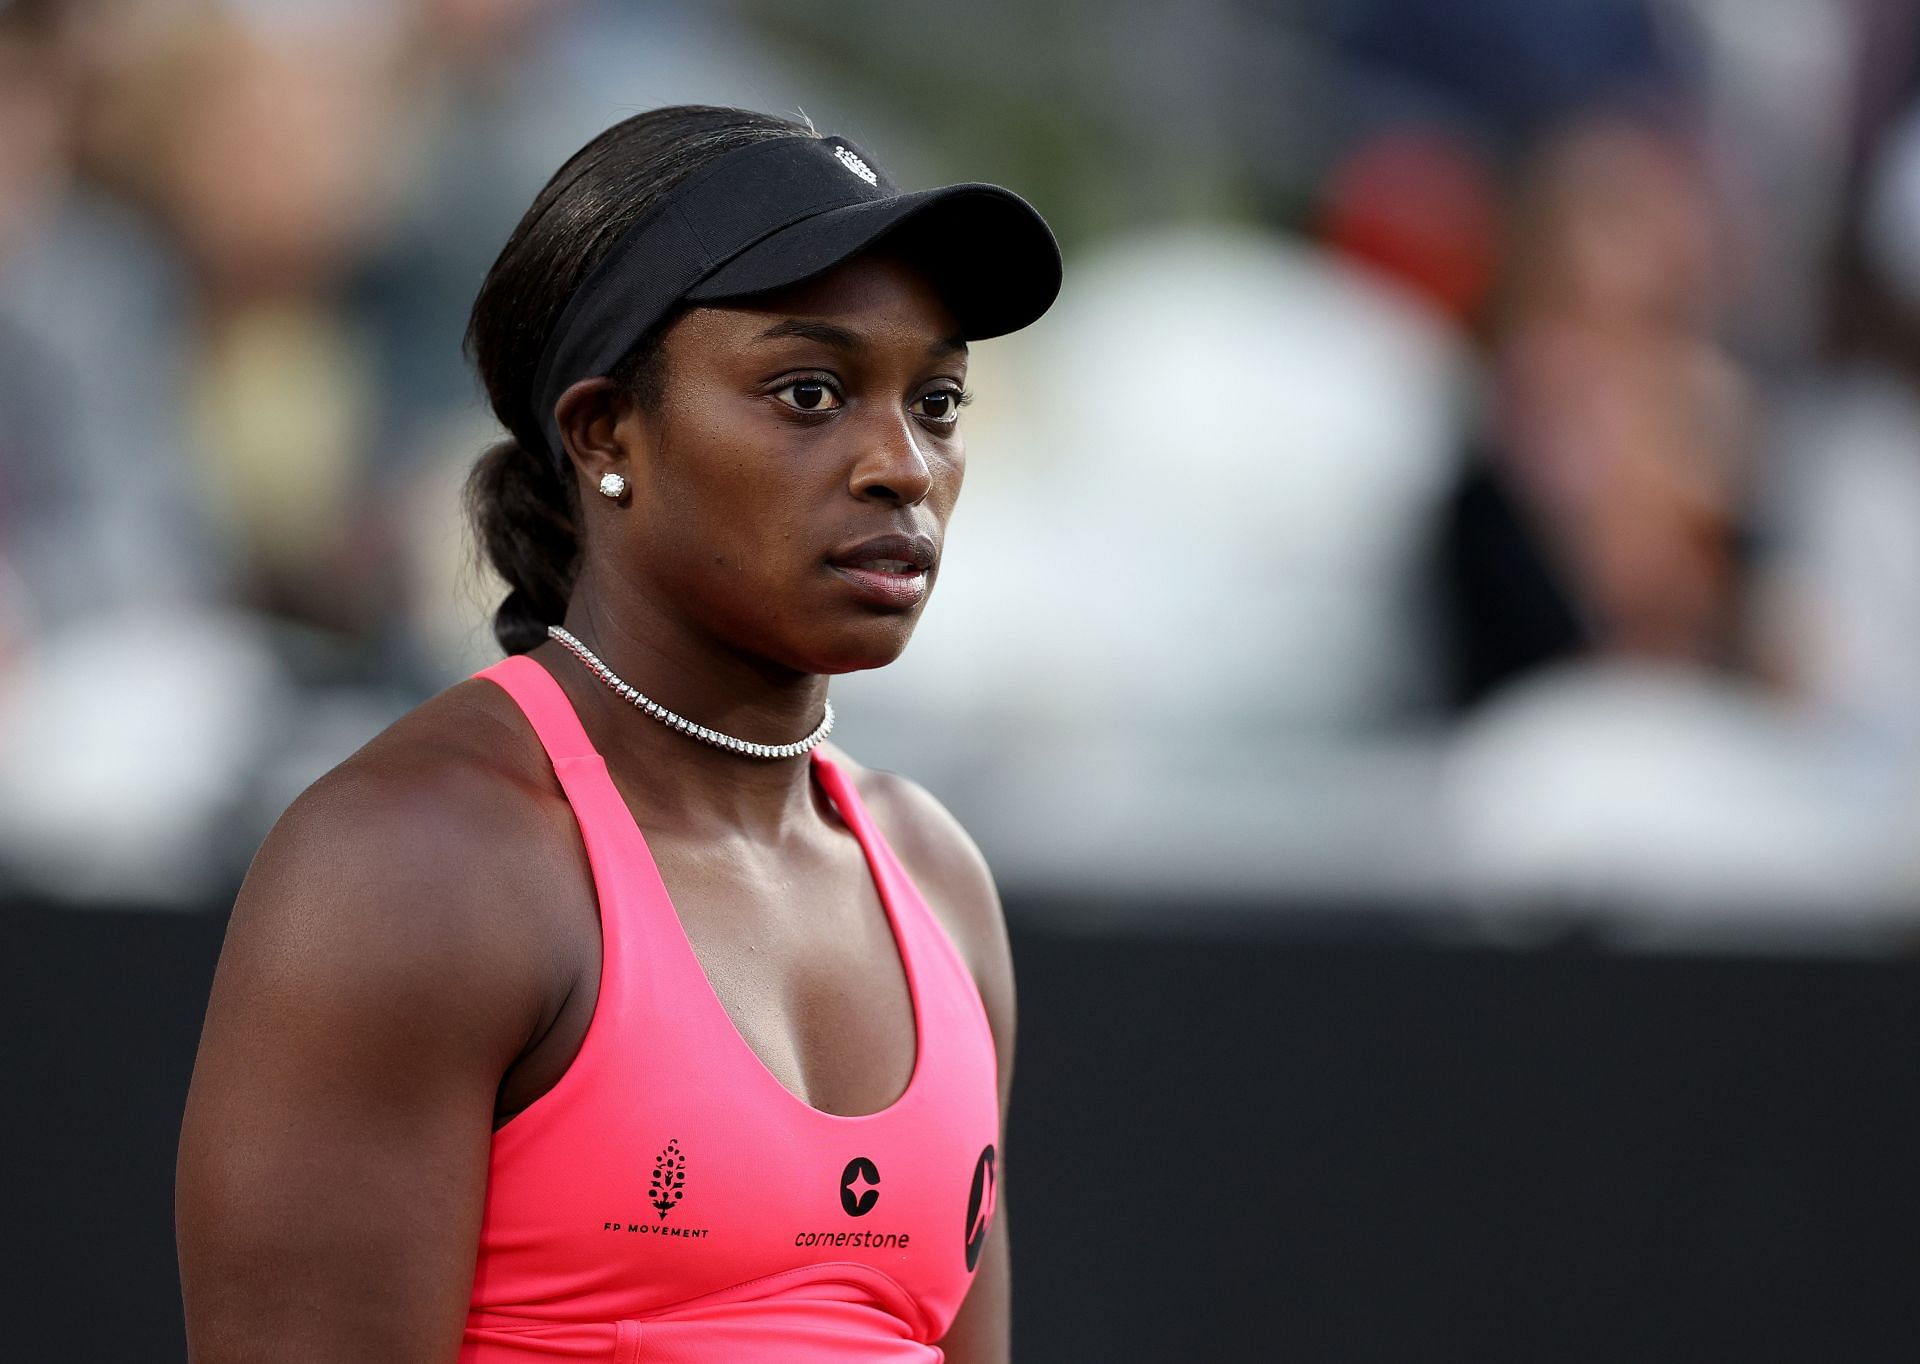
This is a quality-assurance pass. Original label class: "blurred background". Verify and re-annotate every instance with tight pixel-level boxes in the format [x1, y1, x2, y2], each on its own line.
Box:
[8, 0, 1920, 1358]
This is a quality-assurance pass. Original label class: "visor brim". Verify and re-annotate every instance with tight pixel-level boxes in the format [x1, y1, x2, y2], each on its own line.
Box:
[683, 182, 1062, 339]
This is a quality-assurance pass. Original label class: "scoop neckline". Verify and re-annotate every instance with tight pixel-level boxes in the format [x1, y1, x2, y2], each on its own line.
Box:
[520, 652, 927, 1125]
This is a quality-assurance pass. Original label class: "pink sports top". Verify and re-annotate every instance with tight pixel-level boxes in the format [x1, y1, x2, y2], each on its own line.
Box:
[459, 654, 1001, 1362]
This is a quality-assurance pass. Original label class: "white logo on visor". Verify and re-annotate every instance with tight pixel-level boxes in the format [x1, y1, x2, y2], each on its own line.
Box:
[833, 145, 878, 187]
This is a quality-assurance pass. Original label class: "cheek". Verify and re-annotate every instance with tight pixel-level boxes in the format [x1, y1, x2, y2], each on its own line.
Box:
[655, 427, 823, 582]
[931, 441, 966, 515]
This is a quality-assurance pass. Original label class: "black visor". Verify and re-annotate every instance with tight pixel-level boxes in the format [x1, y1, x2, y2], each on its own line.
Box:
[530, 133, 1063, 470]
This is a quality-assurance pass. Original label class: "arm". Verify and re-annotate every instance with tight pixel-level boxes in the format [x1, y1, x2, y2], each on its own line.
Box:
[177, 757, 565, 1362]
[854, 768, 1018, 1364]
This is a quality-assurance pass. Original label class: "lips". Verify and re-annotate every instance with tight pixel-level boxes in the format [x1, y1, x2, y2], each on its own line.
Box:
[827, 533, 937, 574]
[826, 532, 937, 609]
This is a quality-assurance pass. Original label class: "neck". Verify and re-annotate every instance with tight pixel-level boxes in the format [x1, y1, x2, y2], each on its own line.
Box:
[543, 583, 833, 841]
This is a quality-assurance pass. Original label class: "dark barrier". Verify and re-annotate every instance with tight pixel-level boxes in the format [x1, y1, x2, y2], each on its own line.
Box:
[1005, 922, 1920, 1362]
[12, 902, 1920, 1361]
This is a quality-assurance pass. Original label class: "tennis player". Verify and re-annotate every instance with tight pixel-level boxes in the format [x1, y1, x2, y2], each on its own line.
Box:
[177, 104, 1061, 1361]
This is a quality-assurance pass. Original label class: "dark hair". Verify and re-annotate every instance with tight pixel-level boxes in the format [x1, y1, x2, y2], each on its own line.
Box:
[463, 104, 815, 654]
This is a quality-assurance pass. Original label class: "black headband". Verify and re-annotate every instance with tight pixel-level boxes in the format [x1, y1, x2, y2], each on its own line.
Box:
[528, 132, 1062, 472]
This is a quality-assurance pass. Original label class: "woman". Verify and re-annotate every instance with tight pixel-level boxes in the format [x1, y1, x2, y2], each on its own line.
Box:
[177, 105, 1062, 1361]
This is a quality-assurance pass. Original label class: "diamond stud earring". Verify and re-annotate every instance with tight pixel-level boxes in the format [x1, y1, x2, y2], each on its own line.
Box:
[598, 472, 628, 499]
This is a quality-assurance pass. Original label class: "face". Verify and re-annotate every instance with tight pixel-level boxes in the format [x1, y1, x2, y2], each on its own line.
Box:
[587, 250, 970, 676]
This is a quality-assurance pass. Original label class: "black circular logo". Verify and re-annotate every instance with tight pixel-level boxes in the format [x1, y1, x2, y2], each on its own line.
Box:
[964, 1144, 996, 1270]
[839, 1156, 881, 1217]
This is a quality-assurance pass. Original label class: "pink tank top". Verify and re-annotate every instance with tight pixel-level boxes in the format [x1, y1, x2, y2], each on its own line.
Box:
[459, 654, 1001, 1362]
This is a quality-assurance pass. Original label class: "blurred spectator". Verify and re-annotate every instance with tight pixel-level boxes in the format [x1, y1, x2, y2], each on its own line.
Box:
[1425, 89, 1920, 922]
[0, 0, 219, 629]
[1434, 113, 1755, 709]
[82, 5, 411, 639]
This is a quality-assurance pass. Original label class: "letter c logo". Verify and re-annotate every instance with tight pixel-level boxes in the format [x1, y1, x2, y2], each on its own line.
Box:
[840, 1156, 881, 1217]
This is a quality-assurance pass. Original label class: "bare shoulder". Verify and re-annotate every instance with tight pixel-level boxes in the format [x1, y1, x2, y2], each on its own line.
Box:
[285, 674, 564, 846]
[220, 674, 585, 1048]
[251, 674, 569, 898]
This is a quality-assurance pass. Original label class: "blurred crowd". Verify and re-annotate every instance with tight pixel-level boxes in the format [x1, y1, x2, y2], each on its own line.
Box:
[4, 0, 1920, 944]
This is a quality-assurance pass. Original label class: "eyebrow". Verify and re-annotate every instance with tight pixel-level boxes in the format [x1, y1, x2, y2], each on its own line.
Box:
[754, 318, 968, 359]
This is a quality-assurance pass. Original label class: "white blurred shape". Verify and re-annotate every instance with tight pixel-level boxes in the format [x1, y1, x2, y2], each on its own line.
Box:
[838, 225, 1471, 750]
[0, 608, 287, 907]
[1865, 101, 1920, 311]
[1762, 371, 1920, 740]
[1442, 660, 1912, 927]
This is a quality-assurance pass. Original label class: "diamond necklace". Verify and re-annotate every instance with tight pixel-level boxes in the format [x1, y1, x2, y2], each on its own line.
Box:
[546, 624, 834, 760]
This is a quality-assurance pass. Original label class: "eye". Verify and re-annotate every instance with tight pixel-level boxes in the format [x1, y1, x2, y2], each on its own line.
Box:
[772, 377, 843, 413]
[913, 386, 973, 426]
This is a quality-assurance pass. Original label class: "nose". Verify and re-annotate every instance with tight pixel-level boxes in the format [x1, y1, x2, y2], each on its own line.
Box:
[848, 411, 933, 505]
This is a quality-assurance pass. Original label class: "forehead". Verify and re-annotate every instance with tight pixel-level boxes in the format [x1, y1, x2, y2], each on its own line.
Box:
[679, 251, 965, 352]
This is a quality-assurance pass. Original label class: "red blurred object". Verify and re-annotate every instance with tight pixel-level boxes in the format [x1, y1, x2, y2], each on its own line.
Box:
[1318, 128, 1501, 323]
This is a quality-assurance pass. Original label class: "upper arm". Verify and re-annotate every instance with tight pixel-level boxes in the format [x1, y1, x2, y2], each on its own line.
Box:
[851, 764, 1016, 1364]
[177, 760, 557, 1362]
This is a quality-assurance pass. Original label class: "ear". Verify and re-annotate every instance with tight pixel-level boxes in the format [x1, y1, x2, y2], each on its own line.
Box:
[552, 376, 648, 493]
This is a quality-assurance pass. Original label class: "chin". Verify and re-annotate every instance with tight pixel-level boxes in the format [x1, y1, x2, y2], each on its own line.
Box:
[784, 614, 923, 676]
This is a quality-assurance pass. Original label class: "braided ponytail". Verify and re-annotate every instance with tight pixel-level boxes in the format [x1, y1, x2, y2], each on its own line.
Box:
[462, 437, 579, 656]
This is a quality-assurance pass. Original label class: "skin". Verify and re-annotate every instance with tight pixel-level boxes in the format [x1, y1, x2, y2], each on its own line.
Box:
[176, 250, 1017, 1362]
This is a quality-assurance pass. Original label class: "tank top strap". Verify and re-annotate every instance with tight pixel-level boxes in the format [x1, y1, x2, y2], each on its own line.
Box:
[810, 748, 915, 896]
[809, 747, 881, 845]
[472, 653, 602, 765]
[809, 747, 998, 1096]
[472, 653, 645, 879]
[471, 650, 645, 1049]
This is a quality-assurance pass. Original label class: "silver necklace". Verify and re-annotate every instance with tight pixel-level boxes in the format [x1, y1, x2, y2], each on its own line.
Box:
[546, 624, 834, 760]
